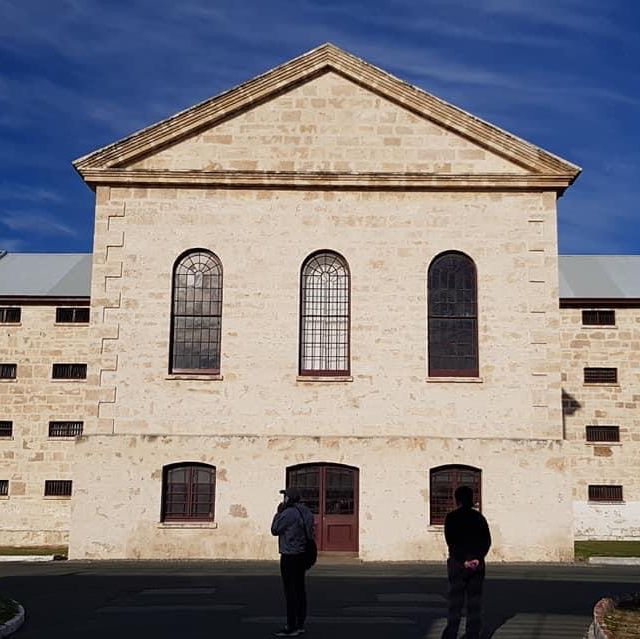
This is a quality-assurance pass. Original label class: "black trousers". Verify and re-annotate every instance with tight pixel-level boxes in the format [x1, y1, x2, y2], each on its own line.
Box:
[442, 559, 485, 639]
[280, 553, 307, 630]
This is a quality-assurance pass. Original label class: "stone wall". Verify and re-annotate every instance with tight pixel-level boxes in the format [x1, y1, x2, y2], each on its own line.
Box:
[69, 434, 573, 561]
[0, 305, 89, 545]
[561, 307, 640, 539]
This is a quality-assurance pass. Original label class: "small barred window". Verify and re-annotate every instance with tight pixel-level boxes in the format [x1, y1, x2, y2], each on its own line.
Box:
[0, 421, 13, 437]
[582, 310, 615, 326]
[0, 480, 8, 496]
[0, 364, 17, 379]
[52, 364, 87, 380]
[588, 485, 623, 502]
[586, 426, 620, 443]
[49, 421, 84, 437]
[584, 367, 617, 384]
[44, 480, 73, 497]
[56, 307, 90, 323]
[0, 308, 21, 323]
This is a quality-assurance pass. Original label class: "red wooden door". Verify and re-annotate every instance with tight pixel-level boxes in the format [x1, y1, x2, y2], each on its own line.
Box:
[287, 464, 359, 552]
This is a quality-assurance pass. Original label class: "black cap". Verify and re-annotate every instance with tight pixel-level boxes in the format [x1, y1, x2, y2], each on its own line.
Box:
[279, 487, 302, 502]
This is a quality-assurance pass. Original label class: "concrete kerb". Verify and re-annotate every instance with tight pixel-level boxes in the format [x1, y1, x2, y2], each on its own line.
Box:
[588, 556, 640, 566]
[0, 601, 25, 638]
[0, 556, 55, 563]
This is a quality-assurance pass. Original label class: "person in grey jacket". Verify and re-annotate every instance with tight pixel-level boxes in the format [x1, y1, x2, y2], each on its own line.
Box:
[271, 486, 315, 637]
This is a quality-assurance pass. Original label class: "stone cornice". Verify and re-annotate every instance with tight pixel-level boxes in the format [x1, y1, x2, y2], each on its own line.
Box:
[80, 169, 575, 191]
[74, 44, 581, 182]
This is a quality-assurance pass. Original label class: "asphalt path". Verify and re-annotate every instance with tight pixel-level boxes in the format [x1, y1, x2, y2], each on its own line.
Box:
[1, 560, 637, 638]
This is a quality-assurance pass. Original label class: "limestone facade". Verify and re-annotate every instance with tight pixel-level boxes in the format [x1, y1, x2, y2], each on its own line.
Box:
[0, 304, 89, 546]
[561, 306, 640, 539]
[5, 44, 635, 561]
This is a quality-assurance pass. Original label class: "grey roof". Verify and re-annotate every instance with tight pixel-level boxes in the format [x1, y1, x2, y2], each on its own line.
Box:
[0, 253, 92, 297]
[559, 255, 640, 299]
[0, 252, 637, 299]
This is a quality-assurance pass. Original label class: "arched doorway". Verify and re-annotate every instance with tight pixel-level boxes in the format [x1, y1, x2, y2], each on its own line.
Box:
[286, 463, 359, 552]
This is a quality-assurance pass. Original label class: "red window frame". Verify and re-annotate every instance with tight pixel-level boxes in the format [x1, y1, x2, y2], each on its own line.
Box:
[429, 465, 482, 525]
[161, 463, 216, 522]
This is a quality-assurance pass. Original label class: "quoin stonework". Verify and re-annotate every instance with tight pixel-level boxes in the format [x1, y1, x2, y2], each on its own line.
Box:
[1, 45, 637, 561]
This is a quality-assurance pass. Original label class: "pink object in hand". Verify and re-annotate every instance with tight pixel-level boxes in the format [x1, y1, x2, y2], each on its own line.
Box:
[464, 559, 480, 571]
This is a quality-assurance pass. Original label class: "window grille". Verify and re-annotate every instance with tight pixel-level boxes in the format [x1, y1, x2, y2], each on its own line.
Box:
[586, 426, 620, 443]
[0, 421, 13, 437]
[582, 310, 615, 326]
[49, 421, 84, 437]
[0, 308, 21, 323]
[299, 251, 350, 376]
[44, 480, 72, 497]
[0, 480, 8, 496]
[0, 364, 17, 379]
[588, 485, 623, 502]
[56, 307, 90, 323]
[170, 250, 222, 374]
[429, 465, 481, 525]
[161, 463, 215, 522]
[52, 363, 87, 379]
[428, 252, 478, 377]
[584, 367, 617, 384]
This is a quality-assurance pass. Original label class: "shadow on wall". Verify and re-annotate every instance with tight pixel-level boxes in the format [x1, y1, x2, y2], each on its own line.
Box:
[561, 389, 582, 440]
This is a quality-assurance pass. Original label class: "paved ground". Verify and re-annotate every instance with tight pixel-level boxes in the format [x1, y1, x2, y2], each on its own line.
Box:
[0, 560, 637, 638]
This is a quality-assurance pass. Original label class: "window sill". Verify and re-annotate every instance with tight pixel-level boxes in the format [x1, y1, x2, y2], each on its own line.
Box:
[51, 379, 87, 383]
[0, 323, 21, 327]
[426, 376, 483, 383]
[0, 496, 9, 501]
[296, 375, 353, 382]
[587, 501, 625, 505]
[54, 322, 89, 327]
[0, 379, 17, 383]
[0, 437, 14, 441]
[585, 442, 622, 446]
[165, 374, 223, 381]
[48, 437, 81, 441]
[158, 522, 218, 529]
[583, 383, 620, 388]
[427, 524, 444, 531]
[582, 325, 617, 330]
[43, 495, 72, 500]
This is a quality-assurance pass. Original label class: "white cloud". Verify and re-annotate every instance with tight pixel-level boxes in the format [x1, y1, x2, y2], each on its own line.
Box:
[1, 212, 78, 237]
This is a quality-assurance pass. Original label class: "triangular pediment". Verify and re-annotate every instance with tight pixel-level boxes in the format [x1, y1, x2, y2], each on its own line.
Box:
[74, 44, 580, 187]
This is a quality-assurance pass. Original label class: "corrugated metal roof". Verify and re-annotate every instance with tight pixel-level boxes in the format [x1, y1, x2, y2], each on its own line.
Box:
[0, 252, 637, 299]
[0, 253, 92, 297]
[559, 255, 640, 299]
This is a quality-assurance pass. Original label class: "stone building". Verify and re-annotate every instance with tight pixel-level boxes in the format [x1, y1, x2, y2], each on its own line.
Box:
[0, 45, 637, 560]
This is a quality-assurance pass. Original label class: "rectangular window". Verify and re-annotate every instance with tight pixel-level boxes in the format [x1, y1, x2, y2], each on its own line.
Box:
[582, 310, 615, 326]
[0, 480, 8, 496]
[56, 307, 90, 323]
[588, 485, 623, 502]
[0, 421, 13, 437]
[52, 364, 87, 380]
[49, 421, 83, 437]
[586, 426, 620, 443]
[0, 308, 21, 323]
[44, 480, 72, 497]
[0, 364, 17, 380]
[584, 367, 617, 384]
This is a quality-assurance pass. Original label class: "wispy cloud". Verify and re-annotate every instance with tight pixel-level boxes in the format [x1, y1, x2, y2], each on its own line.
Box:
[0, 184, 63, 204]
[1, 212, 78, 237]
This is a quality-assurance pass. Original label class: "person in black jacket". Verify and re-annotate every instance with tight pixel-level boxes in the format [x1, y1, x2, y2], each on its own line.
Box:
[441, 485, 491, 639]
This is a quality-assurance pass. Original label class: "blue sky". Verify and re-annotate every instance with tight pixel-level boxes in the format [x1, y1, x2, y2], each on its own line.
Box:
[0, 0, 638, 254]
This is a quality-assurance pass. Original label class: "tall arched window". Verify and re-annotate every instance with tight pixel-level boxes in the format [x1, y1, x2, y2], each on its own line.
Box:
[430, 465, 481, 525]
[428, 251, 478, 377]
[170, 249, 222, 374]
[161, 463, 216, 522]
[299, 251, 350, 376]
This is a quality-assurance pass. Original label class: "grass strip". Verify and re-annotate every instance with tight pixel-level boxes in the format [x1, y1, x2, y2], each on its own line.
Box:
[0, 545, 68, 556]
[575, 540, 640, 561]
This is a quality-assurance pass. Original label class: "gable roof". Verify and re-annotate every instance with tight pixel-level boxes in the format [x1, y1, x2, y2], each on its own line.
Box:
[559, 255, 640, 300]
[74, 43, 580, 187]
[0, 253, 92, 298]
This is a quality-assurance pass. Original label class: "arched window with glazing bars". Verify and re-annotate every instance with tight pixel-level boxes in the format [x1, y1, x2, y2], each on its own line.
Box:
[299, 251, 350, 376]
[428, 251, 478, 377]
[170, 249, 222, 374]
[161, 462, 216, 522]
